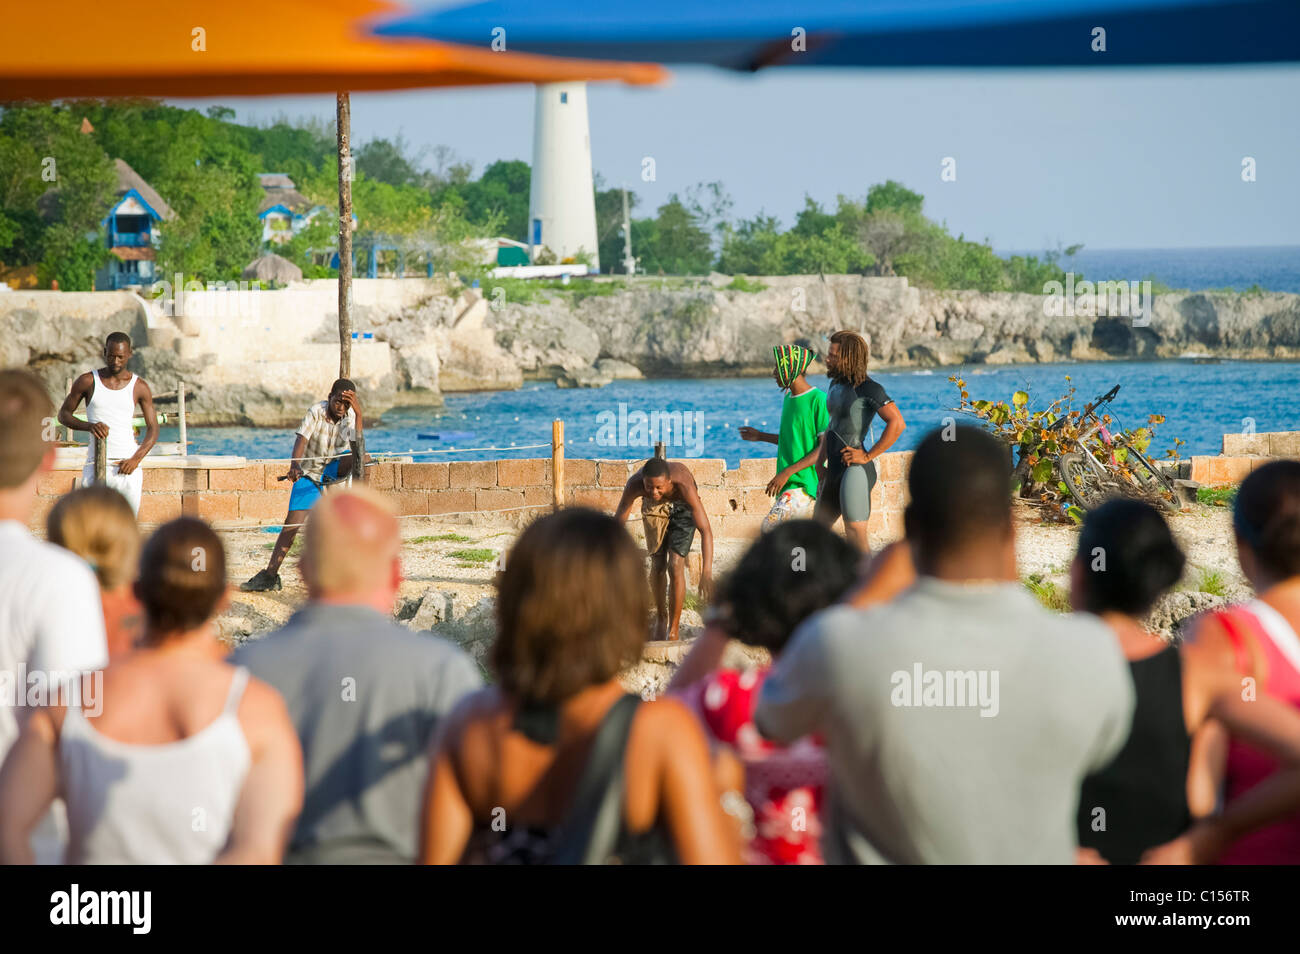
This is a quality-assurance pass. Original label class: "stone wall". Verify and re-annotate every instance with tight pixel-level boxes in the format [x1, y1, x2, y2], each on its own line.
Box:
[30, 453, 913, 544]
[1189, 430, 1300, 486]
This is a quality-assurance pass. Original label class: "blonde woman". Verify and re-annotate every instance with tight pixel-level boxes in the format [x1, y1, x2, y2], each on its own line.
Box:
[47, 485, 143, 658]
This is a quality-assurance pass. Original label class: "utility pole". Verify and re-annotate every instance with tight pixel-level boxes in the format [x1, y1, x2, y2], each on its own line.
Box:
[621, 185, 636, 276]
[337, 92, 353, 378]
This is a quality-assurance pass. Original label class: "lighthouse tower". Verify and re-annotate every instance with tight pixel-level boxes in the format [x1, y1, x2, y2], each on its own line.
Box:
[528, 82, 600, 271]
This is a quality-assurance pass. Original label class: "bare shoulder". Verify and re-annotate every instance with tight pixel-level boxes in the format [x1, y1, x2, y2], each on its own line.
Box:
[134, 376, 153, 398]
[638, 694, 701, 737]
[669, 461, 698, 487]
[236, 672, 295, 745]
[443, 687, 507, 748]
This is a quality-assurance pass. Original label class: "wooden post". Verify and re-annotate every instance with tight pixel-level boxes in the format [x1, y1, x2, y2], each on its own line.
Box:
[551, 419, 565, 511]
[63, 377, 73, 442]
[177, 380, 187, 457]
[94, 431, 106, 483]
[337, 92, 353, 379]
[654, 441, 666, 459]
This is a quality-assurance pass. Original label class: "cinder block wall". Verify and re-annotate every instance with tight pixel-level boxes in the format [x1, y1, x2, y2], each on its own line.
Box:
[1190, 430, 1300, 486]
[31, 453, 915, 544]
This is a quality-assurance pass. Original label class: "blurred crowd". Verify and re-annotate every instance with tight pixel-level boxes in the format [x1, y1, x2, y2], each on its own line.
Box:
[3, 366, 1300, 865]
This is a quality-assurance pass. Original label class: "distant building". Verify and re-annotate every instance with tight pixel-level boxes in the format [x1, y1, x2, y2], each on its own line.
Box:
[94, 159, 175, 291]
[257, 173, 328, 245]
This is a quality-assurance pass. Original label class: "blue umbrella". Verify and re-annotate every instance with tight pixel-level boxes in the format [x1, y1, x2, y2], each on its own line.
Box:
[375, 0, 1300, 68]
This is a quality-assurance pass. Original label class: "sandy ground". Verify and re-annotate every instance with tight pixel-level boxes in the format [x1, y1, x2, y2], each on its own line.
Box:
[215, 499, 1246, 699]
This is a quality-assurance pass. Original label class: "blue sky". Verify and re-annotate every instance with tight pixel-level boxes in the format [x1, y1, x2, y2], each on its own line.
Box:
[175, 63, 1300, 252]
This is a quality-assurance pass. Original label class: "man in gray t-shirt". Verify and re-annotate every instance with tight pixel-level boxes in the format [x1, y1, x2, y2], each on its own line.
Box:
[756, 426, 1135, 864]
[234, 488, 481, 864]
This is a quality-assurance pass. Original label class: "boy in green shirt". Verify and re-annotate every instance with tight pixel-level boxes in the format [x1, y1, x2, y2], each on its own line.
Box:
[738, 345, 829, 531]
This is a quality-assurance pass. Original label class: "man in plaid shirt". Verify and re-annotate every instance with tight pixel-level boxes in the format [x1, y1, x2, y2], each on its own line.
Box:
[241, 378, 364, 592]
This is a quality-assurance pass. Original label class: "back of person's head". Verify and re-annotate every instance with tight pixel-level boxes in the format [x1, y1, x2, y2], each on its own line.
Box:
[1234, 460, 1300, 581]
[1075, 498, 1185, 616]
[493, 508, 648, 705]
[301, 486, 401, 600]
[0, 369, 54, 489]
[718, 520, 859, 652]
[830, 330, 870, 385]
[643, 456, 670, 480]
[135, 518, 226, 641]
[904, 426, 1013, 569]
[329, 378, 356, 397]
[47, 486, 141, 591]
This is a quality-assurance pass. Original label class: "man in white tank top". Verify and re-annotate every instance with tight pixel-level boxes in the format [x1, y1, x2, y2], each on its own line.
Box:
[57, 332, 159, 515]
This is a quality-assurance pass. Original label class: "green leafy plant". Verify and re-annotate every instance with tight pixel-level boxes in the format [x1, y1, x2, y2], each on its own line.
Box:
[410, 533, 471, 544]
[951, 374, 1182, 520]
[724, 275, 768, 293]
[1197, 486, 1236, 508]
[449, 548, 495, 566]
[1024, 574, 1071, 613]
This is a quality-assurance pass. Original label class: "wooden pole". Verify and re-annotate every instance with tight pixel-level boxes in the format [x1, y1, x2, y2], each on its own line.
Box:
[177, 380, 187, 457]
[551, 419, 565, 511]
[337, 92, 353, 379]
[94, 431, 106, 483]
[654, 441, 666, 459]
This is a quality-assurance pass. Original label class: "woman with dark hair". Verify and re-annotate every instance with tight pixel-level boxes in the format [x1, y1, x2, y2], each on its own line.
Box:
[1069, 497, 1300, 865]
[667, 520, 861, 863]
[0, 518, 303, 864]
[419, 508, 739, 864]
[814, 330, 906, 551]
[1168, 461, 1300, 863]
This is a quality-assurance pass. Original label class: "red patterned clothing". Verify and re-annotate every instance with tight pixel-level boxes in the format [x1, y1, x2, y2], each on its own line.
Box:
[683, 666, 826, 864]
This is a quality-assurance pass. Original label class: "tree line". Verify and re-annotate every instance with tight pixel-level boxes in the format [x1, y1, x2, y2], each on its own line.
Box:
[0, 101, 1077, 292]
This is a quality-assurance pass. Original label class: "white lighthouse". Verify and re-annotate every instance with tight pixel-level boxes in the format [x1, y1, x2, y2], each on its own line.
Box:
[528, 82, 600, 271]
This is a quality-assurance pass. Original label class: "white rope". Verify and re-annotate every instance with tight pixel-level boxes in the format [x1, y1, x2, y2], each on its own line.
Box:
[257, 442, 552, 465]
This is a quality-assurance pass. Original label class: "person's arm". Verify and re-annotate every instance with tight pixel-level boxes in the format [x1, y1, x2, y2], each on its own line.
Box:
[284, 433, 308, 483]
[666, 622, 731, 693]
[57, 373, 105, 439]
[649, 698, 742, 864]
[766, 432, 825, 496]
[738, 426, 777, 444]
[842, 402, 906, 467]
[215, 679, 304, 864]
[419, 701, 476, 865]
[613, 471, 645, 525]
[679, 478, 713, 602]
[1186, 719, 1229, 819]
[754, 615, 831, 744]
[844, 540, 916, 608]
[1141, 630, 1300, 864]
[117, 378, 158, 475]
[0, 708, 61, 864]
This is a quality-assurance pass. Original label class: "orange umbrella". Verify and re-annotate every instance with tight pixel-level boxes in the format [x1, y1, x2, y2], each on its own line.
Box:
[0, 0, 666, 99]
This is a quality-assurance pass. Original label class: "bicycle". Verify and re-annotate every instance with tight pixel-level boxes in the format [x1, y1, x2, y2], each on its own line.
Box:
[1051, 384, 1180, 514]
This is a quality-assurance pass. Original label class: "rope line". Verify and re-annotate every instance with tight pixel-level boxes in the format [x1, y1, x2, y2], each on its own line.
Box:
[256, 442, 551, 465]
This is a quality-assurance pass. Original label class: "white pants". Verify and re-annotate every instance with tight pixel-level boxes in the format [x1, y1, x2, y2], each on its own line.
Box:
[82, 461, 144, 515]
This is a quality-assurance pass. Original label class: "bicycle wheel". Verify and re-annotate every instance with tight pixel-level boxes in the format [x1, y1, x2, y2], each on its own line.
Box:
[1126, 446, 1180, 512]
[1058, 452, 1110, 513]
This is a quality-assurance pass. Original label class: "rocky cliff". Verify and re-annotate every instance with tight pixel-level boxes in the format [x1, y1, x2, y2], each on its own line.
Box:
[490, 274, 1300, 377]
[5, 275, 1298, 426]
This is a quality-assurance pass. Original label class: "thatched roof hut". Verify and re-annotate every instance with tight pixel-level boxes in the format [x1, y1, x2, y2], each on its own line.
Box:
[242, 253, 303, 284]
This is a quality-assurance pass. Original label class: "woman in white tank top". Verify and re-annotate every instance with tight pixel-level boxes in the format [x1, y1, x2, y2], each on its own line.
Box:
[0, 519, 303, 864]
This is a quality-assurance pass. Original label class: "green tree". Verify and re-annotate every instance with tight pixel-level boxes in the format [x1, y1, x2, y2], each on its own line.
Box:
[634, 196, 714, 275]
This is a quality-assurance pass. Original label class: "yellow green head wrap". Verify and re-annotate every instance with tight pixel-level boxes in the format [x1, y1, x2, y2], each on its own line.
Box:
[773, 344, 816, 390]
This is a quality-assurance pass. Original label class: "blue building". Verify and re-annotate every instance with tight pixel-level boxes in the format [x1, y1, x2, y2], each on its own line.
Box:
[257, 173, 328, 246]
[94, 159, 175, 291]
